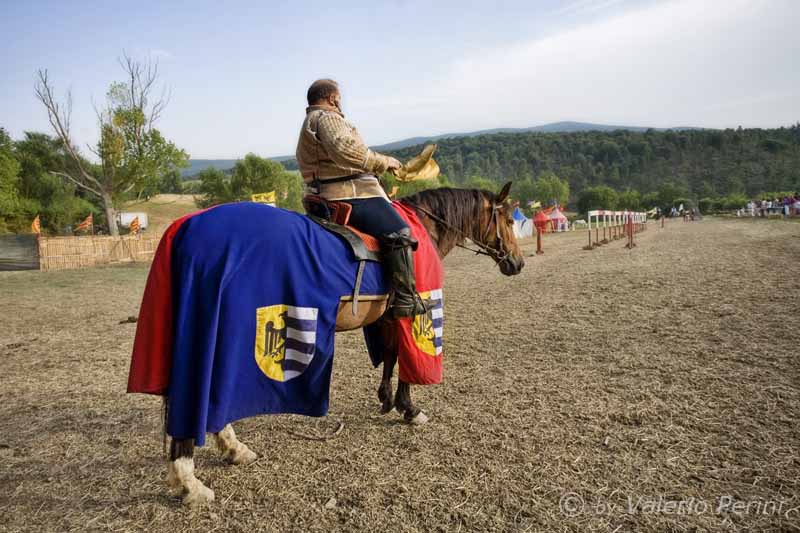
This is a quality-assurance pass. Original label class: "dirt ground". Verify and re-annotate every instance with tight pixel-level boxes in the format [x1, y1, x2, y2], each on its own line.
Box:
[1, 217, 798, 532]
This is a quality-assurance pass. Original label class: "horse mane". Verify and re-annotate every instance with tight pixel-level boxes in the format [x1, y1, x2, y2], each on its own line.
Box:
[400, 187, 495, 253]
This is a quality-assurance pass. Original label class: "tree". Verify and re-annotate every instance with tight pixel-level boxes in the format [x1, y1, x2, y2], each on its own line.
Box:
[656, 182, 689, 209]
[198, 155, 303, 211]
[35, 53, 188, 235]
[464, 175, 497, 192]
[577, 185, 618, 215]
[510, 176, 537, 208]
[531, 171, 569, 206]
[720, 192, 749, 210]
[158, 169, 183, 194]
[14, 131, 96, 233]
[641, 191, 660, 209]
[698, 197, 715, 213]
[617, 189, 642, 210]
[0, 128, 23, 232]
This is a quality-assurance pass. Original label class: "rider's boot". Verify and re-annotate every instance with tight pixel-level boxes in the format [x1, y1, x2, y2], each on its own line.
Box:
[380, 228, 428, 318]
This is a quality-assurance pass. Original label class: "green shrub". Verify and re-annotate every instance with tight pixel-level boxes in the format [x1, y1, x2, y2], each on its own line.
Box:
[698, 197, 715, 213]
[721, 193, 749, 210]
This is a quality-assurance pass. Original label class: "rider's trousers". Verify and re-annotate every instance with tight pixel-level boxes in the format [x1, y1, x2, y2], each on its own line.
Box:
[341, 197, 409, 238]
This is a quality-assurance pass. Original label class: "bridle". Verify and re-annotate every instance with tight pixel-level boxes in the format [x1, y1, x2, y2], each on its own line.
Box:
[408, 200, 512, 266]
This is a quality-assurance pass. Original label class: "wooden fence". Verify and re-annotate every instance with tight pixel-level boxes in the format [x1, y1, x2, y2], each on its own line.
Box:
[37, 233, 162, 272]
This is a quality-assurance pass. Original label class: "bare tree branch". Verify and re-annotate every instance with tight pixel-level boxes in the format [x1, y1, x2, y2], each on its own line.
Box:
[148, 85, 171, 128]
[50, 171, 102, 197]
[34, 70, 105, 194]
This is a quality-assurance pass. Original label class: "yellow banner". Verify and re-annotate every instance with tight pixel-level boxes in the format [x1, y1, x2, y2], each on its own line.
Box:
[395, 144, 440, 183]
[251, 191, 276, 204]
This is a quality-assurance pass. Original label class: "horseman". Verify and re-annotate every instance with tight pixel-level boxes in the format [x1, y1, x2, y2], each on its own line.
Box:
[296, 78, 427, 318]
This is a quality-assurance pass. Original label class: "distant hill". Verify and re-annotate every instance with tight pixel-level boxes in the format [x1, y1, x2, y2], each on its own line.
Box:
[278, 121, 706, 170]
[182, 159, 237, 177]
[182, 155, 295, 178]
[369, 121, 704, 152]
[381, 125, 800, 206]
[187, 122, 703, 176]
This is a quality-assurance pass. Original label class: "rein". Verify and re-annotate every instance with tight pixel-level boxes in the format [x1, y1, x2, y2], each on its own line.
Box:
[405, 201, 510, 263]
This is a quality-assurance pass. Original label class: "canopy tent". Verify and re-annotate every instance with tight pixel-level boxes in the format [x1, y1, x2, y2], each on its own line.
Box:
[548, 207, 569, 232]
[511, 207, 533, 238]
[533, 210, 550, 233]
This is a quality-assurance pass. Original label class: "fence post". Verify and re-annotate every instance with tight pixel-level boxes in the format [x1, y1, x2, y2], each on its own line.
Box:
[583, 212, 594, 250]
[536, 226, 544, 255]
[625, 214, 636, 249]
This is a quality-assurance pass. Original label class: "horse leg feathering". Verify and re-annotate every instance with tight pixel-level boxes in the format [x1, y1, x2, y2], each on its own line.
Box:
[166, 438, 215, 505]
[214, 424, 258, 465]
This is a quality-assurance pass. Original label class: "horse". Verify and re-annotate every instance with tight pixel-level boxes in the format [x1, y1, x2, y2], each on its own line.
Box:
[165, 182, 525, 505]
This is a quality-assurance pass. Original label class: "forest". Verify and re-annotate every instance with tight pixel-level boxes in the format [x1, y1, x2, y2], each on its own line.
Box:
[287, 125, 800, 210]
[3, 117, 799, 234]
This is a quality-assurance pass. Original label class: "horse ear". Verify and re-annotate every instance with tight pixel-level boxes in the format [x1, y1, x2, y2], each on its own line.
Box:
[496, 182, 512, 204]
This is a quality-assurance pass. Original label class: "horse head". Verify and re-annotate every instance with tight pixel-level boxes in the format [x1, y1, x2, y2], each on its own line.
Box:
[483, 181, 524, 276]
[402, 181, 525, 276]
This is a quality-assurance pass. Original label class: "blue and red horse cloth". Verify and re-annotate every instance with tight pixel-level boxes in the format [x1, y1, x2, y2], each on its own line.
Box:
[127, 201, 443, 445]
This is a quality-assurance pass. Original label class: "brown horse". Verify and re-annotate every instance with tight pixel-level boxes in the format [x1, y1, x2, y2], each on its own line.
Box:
[167, 182, 524, 505]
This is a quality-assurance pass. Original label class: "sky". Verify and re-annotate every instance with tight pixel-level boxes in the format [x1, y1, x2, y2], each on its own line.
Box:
[1, 0, 798, 159]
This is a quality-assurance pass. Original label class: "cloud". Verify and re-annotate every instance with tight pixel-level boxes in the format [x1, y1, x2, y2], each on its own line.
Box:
[149, 48, 174, 59]
[362, 0, 799, 136]
[553, 0, 630, 17]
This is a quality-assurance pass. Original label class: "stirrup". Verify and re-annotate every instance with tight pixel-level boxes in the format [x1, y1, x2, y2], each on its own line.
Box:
[390, 292, 429, 318]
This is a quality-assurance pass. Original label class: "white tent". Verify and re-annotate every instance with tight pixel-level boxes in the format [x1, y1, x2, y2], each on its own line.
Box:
[512, 207, 533, 238]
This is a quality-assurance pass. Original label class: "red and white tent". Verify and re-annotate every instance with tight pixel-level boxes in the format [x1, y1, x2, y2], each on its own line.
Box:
[549, 207, 569, 232]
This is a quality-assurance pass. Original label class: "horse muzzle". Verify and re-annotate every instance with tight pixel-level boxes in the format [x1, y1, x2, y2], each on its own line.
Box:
[499, 255, 524, 276]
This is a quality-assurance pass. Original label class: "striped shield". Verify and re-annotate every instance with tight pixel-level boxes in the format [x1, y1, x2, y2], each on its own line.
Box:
[254, 305, 318, 382]
[411, 289, 444, 357]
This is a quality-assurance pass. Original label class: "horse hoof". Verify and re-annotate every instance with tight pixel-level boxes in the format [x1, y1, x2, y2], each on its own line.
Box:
[183, 485, 215, 506]
[409, 411, 429, 425]
[230, 447, 257, 466]
[380, 401, 394, 414]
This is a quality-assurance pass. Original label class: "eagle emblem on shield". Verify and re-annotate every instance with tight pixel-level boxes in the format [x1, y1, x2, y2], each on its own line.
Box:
[254, 305, 318, 382]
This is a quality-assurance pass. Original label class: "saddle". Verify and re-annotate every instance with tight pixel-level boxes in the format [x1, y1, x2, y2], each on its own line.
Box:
[302, 195, 381, 262]
[303, 195, 385, 317]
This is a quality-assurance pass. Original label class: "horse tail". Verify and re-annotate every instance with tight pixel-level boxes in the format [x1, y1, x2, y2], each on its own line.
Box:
[161, 395, 169, 456]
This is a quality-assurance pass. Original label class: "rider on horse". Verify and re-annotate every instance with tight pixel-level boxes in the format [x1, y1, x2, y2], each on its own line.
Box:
[295, 78, 427, 318]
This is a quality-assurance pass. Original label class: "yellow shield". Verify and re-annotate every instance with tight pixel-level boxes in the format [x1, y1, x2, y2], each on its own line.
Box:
[254, 304, 288, 381]
[411, 291, 437, 356]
